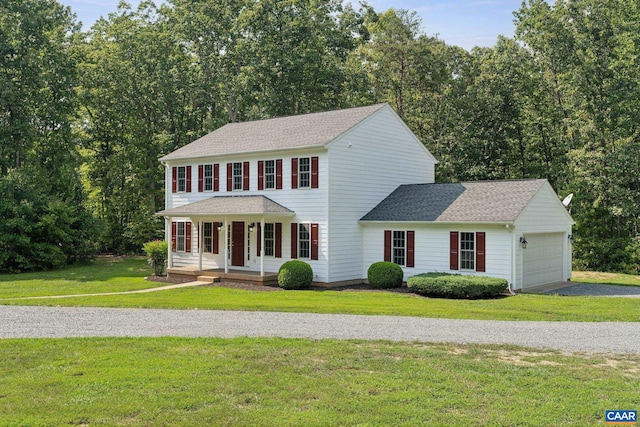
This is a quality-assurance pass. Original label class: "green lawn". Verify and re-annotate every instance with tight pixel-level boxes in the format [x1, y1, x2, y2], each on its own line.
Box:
[1, 258, 639, 322]
[573, 270, 640, 287]
[1, 337, 638, 426]
[0, 256, 157, 298]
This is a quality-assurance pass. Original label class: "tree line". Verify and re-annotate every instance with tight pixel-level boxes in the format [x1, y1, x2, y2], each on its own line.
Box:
[1, 0, 638, 273]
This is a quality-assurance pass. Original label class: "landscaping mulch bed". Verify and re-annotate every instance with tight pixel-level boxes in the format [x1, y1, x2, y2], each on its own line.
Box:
[146, 275, 412, 293]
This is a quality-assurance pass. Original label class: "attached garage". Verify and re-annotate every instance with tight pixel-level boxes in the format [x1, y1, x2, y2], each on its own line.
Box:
[522, 233, 565, 289]
[360, 179, 574, 292]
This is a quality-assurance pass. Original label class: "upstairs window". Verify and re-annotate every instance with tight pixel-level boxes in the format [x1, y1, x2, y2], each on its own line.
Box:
[233, 162, 243, 190]
[177, 167, 186, 192]
[172, 166, 191, 193]
[227, 162, 249, 191]
[258, 159, 282, 190]
[265, 160, 276, 189]
[291, 157, 318, 189]
[204, 165, 213, 191]
[198, 164, 219, 192]
[299, 158, 311, 188]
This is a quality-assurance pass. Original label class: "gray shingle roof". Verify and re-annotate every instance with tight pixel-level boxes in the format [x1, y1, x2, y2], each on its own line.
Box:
[156, 196, 294, 217]
[360, 180, 548, 223]
[160, 104, 388, 161]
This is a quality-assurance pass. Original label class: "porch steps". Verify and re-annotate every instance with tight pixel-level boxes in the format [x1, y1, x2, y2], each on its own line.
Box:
[197, 275, 221, 284]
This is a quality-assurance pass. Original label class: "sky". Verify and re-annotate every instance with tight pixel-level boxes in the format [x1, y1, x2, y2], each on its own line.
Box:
[60, 0, 529, 51]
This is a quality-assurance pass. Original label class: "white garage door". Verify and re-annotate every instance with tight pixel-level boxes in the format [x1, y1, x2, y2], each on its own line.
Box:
[523, 233, 564, 289]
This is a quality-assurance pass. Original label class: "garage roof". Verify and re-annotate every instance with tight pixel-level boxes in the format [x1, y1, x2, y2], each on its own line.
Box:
[360, 179, 548, 223]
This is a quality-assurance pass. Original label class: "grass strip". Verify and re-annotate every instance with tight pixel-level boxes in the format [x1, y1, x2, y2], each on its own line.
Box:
[3, 285, 640, 322]
[1, 337, 638, 426]
[1, 258, 639, 322]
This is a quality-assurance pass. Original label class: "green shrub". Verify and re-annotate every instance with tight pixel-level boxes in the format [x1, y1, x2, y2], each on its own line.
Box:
[143, 240, 169, 276]
[278, 260, 314, 290]
[367, 261, 404, 289]
[407, 273, 507, 299]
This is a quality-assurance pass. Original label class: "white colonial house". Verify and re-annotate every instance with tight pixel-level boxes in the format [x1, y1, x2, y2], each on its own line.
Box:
[157, 103, 574, 292]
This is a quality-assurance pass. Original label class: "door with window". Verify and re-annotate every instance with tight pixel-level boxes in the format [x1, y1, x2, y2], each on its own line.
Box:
[232, 221, 245, 267]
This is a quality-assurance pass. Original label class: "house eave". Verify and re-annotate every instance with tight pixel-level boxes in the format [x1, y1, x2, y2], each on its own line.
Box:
[156, 211, 296, 218]
[159, 145, 328, 163]
[358, 220, 515, 226]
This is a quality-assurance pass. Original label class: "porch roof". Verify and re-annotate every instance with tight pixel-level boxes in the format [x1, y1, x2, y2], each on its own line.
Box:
[156, 195, 295, 217]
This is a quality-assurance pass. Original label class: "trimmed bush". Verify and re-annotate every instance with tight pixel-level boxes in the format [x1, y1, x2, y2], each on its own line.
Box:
[278, 260, 314, 290]
[143, 240, 169, 276]
[407, 273, 507, 299]
[367, 261, 404, 289]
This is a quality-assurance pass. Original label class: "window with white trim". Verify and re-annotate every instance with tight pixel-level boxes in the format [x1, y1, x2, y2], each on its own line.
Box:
[264, 160, 275, 189]
[460, 232, 475, 270]
[393, 231, 406, 266]
[177, 166, 187, 192]
[298, 158, 310, 188]
[299, 223, 310, 259]
[232, 162, 243, 190]
[264, 223, 275, 256]
[203, 165, 213, 191]
[176, 222, 186, 252]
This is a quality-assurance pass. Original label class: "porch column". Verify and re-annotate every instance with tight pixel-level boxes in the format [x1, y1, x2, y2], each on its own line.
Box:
[166, 216, 173, 269]
[260, 217, 265, 277]
[224, 217, 229, 274]
[198, 220, 203, 272]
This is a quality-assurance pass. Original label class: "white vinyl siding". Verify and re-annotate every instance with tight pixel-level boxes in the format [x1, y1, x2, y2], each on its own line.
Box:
[328, 105, 436, 282]
[164, 152, 329, 280]
[164, 105, 437, 283]
[514, 182, 574, 289]
[363, 224, 511, 282]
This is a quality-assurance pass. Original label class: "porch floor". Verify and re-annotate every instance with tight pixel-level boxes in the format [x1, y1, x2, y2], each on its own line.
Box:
[167, 266, 279, 286]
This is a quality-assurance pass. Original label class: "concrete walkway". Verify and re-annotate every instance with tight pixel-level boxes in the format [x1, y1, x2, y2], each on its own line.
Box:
[1, 281, 209, 300]
[1, 306, 639, 354]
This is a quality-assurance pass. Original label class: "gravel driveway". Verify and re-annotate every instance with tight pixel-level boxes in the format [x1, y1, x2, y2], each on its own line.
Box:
[1, 306, 639, 354]
[543, 283, 640, 297]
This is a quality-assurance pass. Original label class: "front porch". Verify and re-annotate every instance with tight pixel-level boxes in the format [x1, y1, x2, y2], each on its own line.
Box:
[167, 266, 279, 286]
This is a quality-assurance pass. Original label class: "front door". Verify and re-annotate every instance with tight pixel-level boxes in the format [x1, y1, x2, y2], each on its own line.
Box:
[232, 221, 245, 267]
